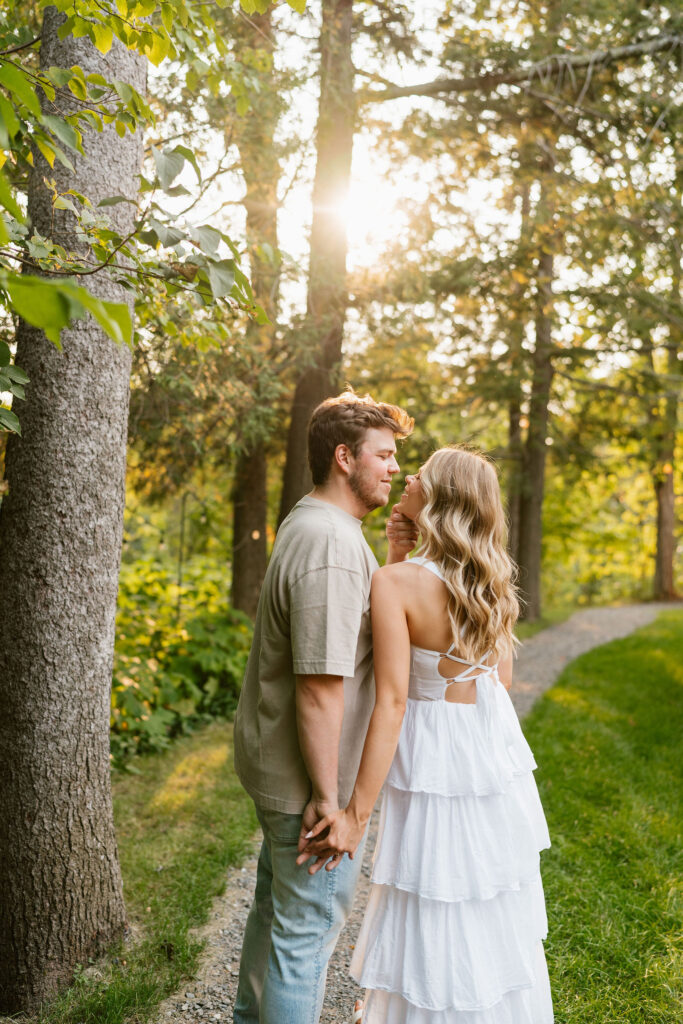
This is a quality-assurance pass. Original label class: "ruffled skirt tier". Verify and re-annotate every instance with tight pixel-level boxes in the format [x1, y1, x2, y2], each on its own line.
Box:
[351, 691, 553, 1023]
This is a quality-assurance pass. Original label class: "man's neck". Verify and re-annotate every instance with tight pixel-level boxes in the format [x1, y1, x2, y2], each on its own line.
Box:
[309, 482, 367, 521]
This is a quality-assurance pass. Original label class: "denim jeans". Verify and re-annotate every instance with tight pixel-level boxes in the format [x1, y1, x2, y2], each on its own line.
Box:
[233, 803, 367, 1024]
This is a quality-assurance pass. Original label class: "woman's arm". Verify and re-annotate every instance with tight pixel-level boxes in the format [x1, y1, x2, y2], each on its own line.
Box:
[297, 568, 410, 873]
[497, 652, 513, 690]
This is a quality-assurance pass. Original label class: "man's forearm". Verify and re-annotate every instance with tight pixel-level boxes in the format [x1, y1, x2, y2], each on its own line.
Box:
[295, 675, 345, 807]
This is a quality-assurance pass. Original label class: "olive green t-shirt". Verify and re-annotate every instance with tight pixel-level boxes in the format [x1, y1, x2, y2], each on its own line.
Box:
[233, 495, 379, 814]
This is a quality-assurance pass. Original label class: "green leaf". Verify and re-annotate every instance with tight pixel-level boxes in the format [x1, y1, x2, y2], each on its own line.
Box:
[45, 66, 74, 88]
[173, 144, 201, 183]
[74, 288, 133, 347]
[195, 225, 221, 256]
[5, 276, 78, 345]
[53, 195, 79, 214]
[4, 364, 29, 384]
[152, 146, 185, 190]
[143, 30, 171, 67]
[148, 217, 184, 247]
[34, 136, 56, 168]
[207, 260, 235, 299]
[287, 0, 307, 11]
[0, 406, 21, 434]
[0, 62, 41, 117]
[0, 340, 10, 366]
[98, 194, 136, 207]
[91, 22, 114, 54]
[40, 114, 83, 154]
[0, 95, 20, 141]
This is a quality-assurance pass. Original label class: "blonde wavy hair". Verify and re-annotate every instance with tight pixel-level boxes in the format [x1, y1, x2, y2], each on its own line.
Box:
[415, 446, 520, 661]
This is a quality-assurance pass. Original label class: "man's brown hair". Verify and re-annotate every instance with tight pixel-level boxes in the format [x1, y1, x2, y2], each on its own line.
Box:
[307, 390, 414, 486]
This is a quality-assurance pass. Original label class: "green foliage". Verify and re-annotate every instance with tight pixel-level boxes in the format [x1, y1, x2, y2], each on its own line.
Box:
[527, 611, 683, 1020]
[111, 554, 253, 766]
[0, 0, 303, 434]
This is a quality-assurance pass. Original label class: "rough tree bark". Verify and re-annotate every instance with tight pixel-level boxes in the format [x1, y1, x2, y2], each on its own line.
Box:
[0, 10, 144, 1013]
[517, 175, 556, 622]
[231, 10, 280, 617]
[278, 0, 355, 523]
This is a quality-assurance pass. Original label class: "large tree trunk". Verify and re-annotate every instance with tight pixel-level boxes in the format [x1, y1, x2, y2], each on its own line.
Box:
[0, 10, 144, 1013]
[517, 240, 555, 622]
[230, 11, 280, 616]
[278, 0, 355, 523]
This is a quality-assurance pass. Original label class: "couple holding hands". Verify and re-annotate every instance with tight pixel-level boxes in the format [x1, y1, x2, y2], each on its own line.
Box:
[232, 391, 553, 1024]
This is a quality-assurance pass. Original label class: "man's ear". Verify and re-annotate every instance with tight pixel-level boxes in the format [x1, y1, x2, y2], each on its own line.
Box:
[333, 443, 353, 477]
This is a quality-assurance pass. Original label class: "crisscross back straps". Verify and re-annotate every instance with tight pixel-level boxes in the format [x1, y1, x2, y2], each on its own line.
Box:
[441, 642, 493, 684]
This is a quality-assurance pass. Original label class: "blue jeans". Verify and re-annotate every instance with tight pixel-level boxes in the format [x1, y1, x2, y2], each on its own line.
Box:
[233, 803, 367, 1024]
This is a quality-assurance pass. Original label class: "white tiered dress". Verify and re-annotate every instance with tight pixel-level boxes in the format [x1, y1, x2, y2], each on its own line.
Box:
[350, 557, 553, 1024]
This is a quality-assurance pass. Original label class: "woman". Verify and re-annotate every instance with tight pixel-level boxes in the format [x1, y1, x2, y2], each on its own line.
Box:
[300, 447, 553, 1023]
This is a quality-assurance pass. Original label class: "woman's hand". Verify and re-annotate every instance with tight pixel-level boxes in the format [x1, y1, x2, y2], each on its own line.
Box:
[295, 808, 365, 875]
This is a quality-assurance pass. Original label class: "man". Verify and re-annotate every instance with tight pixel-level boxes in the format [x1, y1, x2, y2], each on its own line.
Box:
[233, 391, 414, 1024]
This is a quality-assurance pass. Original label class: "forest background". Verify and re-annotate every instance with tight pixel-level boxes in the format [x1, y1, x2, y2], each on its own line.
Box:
[115, 0, 683, 762]
[0, 0, 681, 764]
[0, 0, 680, 1012]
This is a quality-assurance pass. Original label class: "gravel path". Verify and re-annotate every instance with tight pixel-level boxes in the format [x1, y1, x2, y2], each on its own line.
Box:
[152, 602, 678, 1024]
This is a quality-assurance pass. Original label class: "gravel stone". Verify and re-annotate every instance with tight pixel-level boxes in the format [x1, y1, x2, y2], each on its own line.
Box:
[149, 602, 677, 1024]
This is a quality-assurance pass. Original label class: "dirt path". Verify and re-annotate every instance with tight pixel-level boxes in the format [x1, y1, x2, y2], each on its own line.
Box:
[151, 602, 677, 1024]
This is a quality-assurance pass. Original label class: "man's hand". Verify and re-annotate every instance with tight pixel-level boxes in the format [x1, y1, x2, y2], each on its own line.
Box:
[386, 506, 418, 563]
[297, 797, 338, 868]
[296, 807, 365, 875]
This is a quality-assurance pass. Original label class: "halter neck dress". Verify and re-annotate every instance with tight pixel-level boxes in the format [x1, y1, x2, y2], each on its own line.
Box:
[350, 557, 553, 1023]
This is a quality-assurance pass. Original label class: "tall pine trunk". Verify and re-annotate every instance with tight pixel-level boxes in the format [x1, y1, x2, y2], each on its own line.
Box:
[517, 208, 555, 621]
[0, 11, 144, 1012]
[278, 0, 354, 523]
[231, 11, 279, 617]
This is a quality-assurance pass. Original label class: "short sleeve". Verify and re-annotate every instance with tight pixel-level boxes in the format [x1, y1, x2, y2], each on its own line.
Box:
[290, 565, 365, 677]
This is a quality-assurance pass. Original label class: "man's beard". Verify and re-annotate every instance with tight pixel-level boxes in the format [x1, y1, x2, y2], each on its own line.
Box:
[348, 466, 385, 513]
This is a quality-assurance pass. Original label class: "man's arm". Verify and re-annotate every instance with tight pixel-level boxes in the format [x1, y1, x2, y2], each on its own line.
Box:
[297, 569, 410, 872]
[385, 507, 419, 564]
[295, 673, 345, 851]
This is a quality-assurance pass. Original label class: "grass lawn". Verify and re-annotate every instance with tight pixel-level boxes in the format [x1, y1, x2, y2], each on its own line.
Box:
[36, 721, 257, 1024]
[527, 609, 683, 1023]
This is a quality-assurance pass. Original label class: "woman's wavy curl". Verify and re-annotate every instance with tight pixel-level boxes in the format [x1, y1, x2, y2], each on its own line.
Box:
[415, 446, 520, 662]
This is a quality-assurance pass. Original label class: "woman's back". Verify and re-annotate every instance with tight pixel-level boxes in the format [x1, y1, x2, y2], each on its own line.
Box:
[384, 555, 511, 702]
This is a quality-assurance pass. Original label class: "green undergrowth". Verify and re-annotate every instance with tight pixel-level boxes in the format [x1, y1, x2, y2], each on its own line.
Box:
[527, 610, 683, 1022]
[37, 721, 257, 1024]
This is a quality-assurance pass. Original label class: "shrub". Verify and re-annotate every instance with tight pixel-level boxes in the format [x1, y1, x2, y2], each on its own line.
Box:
[111, 555, 253, 767]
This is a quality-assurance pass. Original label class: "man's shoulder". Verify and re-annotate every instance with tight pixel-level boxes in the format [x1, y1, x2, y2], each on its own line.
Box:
[276, 498, 375, 575]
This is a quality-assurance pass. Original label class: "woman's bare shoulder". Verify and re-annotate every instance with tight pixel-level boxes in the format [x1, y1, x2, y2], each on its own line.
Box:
[373, 559, 442, 590]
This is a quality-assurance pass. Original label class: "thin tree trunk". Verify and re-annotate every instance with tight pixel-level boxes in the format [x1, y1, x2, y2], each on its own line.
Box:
[507, 399, 523, 563]
[230, 11, 279, 616]
[0, 10, 144, 1013]
[232, 445, 268, 615]
[278, 0, 354, 523]
[652, 246, 681, 599]
[506, 181, 531, 564]
[517, 234, 555, 622]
